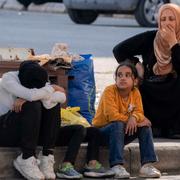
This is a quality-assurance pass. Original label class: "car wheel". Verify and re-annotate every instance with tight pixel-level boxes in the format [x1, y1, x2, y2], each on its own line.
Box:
[67, 9, 98, 24]
[135, 0, 169, 27]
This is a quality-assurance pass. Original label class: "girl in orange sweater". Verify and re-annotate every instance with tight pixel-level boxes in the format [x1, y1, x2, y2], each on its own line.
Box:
[93, 61, 161, 179]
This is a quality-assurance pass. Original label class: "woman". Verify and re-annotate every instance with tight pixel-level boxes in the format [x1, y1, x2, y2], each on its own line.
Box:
[113, 3, 180, 138]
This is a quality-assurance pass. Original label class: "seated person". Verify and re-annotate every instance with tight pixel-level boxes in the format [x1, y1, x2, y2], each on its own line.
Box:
[93, 61, 161, 179]
[55, 119, 115, 179]
[0, 60, 66, 180]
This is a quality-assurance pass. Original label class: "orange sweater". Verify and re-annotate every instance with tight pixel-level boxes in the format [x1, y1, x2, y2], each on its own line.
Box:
[92, 84, 144, 128]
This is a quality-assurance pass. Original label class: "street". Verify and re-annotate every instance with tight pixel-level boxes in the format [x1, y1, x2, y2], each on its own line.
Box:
[0, 10, 152, 57]
[0, 9, 154, 91]
[0, 9, 180, 179]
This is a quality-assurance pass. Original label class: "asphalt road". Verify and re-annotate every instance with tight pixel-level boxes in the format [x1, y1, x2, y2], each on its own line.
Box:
[0, 10, 153, 57]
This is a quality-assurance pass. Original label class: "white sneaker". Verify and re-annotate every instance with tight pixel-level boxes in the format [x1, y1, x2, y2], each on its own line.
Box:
[139, 163, 161, 178]
[111, 165, 130, 179]
[38, 153, 56, 180]
[13, 154, 45, 180]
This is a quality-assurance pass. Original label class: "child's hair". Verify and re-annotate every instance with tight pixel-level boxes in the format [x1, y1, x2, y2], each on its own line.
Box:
[114, 60, 138, 79]
[18, 60, 48, 89]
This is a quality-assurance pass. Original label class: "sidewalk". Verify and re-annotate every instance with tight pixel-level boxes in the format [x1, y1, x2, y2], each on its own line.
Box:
[0, 0, 66, 13]
[0, 139, 180, 179]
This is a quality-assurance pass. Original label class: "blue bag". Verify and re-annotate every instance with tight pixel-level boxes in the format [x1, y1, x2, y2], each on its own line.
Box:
[67, 54, 96, 124]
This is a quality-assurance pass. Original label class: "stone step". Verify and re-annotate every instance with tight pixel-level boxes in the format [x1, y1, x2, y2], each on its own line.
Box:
[0, 139, 180, 178]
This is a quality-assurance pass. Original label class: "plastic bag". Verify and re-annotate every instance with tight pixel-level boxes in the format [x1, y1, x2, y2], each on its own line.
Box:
[61, 107, 91, 127]
[67, 54, 96, 124]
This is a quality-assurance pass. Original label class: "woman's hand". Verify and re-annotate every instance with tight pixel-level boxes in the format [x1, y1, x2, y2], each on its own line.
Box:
[12, 98, 26, 113]
[125, 116, 137, 136]
[137, 116, 151, 127]
[160, 25, 177, 48]
[51, 84, 65, 93]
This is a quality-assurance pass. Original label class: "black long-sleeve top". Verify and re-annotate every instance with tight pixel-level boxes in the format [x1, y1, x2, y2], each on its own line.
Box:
[113, 30, 180, 78]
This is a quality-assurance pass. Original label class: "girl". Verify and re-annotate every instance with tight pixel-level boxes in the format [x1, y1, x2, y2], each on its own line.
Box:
[93, 61, 161, 179]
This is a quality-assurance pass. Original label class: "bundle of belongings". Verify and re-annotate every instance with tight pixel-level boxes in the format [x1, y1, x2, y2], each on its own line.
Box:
[28, 43, 83, 70]
[61, 107, 91, 127]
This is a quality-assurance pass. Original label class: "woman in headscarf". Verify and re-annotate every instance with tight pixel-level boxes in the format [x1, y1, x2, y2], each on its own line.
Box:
[113, 3, 180, 138]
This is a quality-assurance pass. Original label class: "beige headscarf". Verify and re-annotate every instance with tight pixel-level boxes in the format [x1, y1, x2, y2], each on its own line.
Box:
[153, 3, 180, 75]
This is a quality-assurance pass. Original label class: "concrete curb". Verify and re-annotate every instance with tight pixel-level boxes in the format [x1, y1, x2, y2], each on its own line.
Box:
[0, 0, 66, 13]
[28, 2, 66, 13]
[0, 139, 180, 178]
[2, 0, 24, 11]
[128, 143, 180, 175]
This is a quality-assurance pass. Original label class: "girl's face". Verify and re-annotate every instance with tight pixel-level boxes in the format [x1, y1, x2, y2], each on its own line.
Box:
[115, 66, 134, 91]
[160, 9, 176, 30]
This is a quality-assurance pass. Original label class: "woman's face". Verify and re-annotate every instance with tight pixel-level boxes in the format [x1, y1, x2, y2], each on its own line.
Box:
[160, 9, 176, 30]
[115, 66, 134, 91]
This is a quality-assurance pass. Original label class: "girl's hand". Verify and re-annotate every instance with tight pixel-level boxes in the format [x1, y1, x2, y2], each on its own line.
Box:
[125, 116, 137, 136]
[12, 98, 26, 113]
[137, 117, 151, 127]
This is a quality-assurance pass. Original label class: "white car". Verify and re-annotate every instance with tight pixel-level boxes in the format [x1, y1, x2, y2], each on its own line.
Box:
[63, 0, 180, 27]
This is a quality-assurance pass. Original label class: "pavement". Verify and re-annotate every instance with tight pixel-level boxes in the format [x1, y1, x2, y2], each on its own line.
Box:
[0, 0, 66, 12]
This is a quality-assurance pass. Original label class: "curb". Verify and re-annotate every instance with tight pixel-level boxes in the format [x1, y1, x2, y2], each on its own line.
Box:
[128, 142, 180, 175]
[28, 2, 66, 13]
[0, 140, 180, 178]
[2, 0, 24, 11]
[0, 0, 66, 13]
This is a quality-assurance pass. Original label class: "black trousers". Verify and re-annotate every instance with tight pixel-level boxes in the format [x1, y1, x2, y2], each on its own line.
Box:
[0, 102, 101, 163]
[55, 126, 101, 164]
[84, 127, 101, 162]
[55, 125, 86, 164]
[0, 101, 60, 156]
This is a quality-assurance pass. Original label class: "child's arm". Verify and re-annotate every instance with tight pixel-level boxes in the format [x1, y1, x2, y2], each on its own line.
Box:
[102, 87, 129, 122]
[41, 91, 66, 109]
[125, 89, 145, 135]
[1, 71, 54, 101]
[131, 88, 144, 123]
[125, 116, 137, 136]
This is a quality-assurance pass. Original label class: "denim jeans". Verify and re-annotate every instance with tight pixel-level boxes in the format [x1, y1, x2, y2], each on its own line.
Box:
[100, 121, 157, 167]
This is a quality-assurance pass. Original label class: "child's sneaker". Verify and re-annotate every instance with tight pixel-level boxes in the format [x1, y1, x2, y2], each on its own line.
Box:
[83, 161, 115, 178]
[56, 162, 83, 179]
[111, 164, 130, 179]
[38, 152, 56, 180]
[139, 163, 161, 178]
[13, 154, 45, 180]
